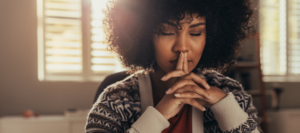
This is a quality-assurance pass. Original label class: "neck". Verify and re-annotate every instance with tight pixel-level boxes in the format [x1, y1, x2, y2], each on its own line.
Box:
[150, 67, 178, 106]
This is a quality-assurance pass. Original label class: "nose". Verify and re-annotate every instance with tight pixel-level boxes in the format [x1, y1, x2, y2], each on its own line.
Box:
[172, 33, 190, 53]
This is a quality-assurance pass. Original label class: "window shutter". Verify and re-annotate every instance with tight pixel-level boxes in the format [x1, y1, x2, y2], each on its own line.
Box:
[288, 0, 300, 74]
[44, 0, 83, 73]
[90, 0, 125, 74]
[260, 0, 286, 75]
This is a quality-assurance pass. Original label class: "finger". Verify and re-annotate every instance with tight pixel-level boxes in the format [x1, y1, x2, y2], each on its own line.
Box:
[174, 92, 206, 99]
[179, 98, 206, 111]
[176, 52, 184, 70]
[184, 73, 210, 89]
[161, 69, 186, 81]
[166, 79, 196, 94]
[167, 78, 211, 99]
[183, 52, 189, 74]
[171, 85, 212, 100]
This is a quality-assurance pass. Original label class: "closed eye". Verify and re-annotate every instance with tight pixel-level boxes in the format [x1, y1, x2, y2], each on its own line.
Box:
[190, 33, 201, 36]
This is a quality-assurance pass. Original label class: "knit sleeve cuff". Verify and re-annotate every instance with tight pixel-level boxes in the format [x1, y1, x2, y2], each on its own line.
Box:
[210, 92, 248, 131]
[131, 106, 170, 133]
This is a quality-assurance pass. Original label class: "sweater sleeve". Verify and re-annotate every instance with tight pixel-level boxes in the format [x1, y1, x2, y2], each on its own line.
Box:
[85, 82, 169, 133]
[85, 91, 130, 133]
[85, 98, 169, 133]
[128, 106, 170, 133]
[210, 91, 262, 133]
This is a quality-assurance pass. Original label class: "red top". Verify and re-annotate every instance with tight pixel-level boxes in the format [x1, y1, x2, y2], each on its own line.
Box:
[161, 104, 192, 133]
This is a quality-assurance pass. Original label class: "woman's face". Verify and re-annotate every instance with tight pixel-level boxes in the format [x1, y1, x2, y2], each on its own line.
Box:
[153, 13, 206, 74]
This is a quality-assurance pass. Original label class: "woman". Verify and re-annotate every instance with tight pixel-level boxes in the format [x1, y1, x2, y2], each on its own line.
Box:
[86, 0, 261, 132]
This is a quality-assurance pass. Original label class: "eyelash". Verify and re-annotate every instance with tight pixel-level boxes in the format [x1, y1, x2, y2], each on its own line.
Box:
[160, 32, 202, 36]
[190, 33, 201, 36]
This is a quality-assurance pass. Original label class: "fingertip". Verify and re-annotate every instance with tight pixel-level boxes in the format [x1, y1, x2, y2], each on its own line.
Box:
[161, 76, 166, 81]
[165, 88, 172, 94]
[206, 85, 210, 89]
[174, 93, 180, 97]
[198, 106, 206, 112]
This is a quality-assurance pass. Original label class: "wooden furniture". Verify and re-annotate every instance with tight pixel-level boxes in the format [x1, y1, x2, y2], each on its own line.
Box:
[232, 33, 268, 133]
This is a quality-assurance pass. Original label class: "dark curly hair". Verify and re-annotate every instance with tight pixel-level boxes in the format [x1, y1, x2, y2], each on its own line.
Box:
[102, 0, 254, 73]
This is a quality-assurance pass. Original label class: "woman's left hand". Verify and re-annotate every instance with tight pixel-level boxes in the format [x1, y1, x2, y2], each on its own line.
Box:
[162, 52, 227, 106]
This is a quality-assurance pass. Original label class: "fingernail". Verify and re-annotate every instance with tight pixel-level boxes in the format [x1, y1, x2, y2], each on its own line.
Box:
[202, 107, 206, 111]
[208, 96, 213, 100]
[161, 76, 166, 81]
[166, 88, 172, 94]
[174, 94, 180, 97]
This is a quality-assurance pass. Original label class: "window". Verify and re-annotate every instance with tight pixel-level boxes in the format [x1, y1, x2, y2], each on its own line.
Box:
[37, 0, 125, 82]
[260, 0, 300, 82]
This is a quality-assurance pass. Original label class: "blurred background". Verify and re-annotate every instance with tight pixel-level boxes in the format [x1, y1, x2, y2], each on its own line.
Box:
[0, 0, 299, 133]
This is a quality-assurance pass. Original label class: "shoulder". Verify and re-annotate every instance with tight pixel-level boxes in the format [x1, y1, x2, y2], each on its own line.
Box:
[96, 73, 141, 104]
[90, 72, 143, 130]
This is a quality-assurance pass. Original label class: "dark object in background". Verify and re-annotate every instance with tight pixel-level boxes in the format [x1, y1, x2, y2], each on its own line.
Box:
[240, 72, 251, 90]
[223, 69, 237, 80]
[273, 87, 284, 111]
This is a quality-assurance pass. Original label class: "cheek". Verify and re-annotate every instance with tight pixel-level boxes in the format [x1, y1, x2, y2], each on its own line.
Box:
[153, 35, 174, 56]
[192, 35, 206, 54]
[152, 36, 175, 72]
[191, 35, 206, 65]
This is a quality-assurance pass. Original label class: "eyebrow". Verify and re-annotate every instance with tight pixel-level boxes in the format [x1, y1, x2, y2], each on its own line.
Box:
[165, 22, 178, 28]
[189, 22, 206, 28]
[164, 22, 206, 28]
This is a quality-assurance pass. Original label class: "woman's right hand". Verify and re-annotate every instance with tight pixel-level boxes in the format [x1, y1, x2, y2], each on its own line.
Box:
[155, 52, 209, 120]
[155, 93, 207, 120]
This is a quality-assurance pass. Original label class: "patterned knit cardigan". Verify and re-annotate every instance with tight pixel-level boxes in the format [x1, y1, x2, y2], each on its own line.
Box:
[85, 71, 262, 133]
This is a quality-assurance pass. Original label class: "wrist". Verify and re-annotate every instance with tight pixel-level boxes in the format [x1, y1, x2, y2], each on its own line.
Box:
[155, 106, 169, 120]
[211, 92, 227, 105]
[207, 86, 227, 105]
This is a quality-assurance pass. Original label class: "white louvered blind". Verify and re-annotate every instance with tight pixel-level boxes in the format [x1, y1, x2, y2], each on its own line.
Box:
[38, 0, 125, 81]
[44, 0, 82, 73]
[260, 0, 300, 81]
[260, 0, 285, 75]
[90, 0, 125, 74]
[288, 0, 300, 74]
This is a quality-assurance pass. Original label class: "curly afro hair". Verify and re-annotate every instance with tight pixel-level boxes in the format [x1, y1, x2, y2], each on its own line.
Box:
[102, 0, 254, 73]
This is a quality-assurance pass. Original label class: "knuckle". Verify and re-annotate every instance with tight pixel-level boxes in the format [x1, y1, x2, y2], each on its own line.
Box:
[188, 79, 193, 84]
[191, 85, 197, 91]
[175, 99, 182, 104]
[184, 79, 191, 84]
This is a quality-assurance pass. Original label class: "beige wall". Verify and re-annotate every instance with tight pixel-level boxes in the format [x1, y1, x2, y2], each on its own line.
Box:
[0, 0, 99, 116]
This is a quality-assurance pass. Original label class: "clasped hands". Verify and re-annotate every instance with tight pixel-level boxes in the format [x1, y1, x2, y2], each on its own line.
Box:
[155, 52, 227, 120]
